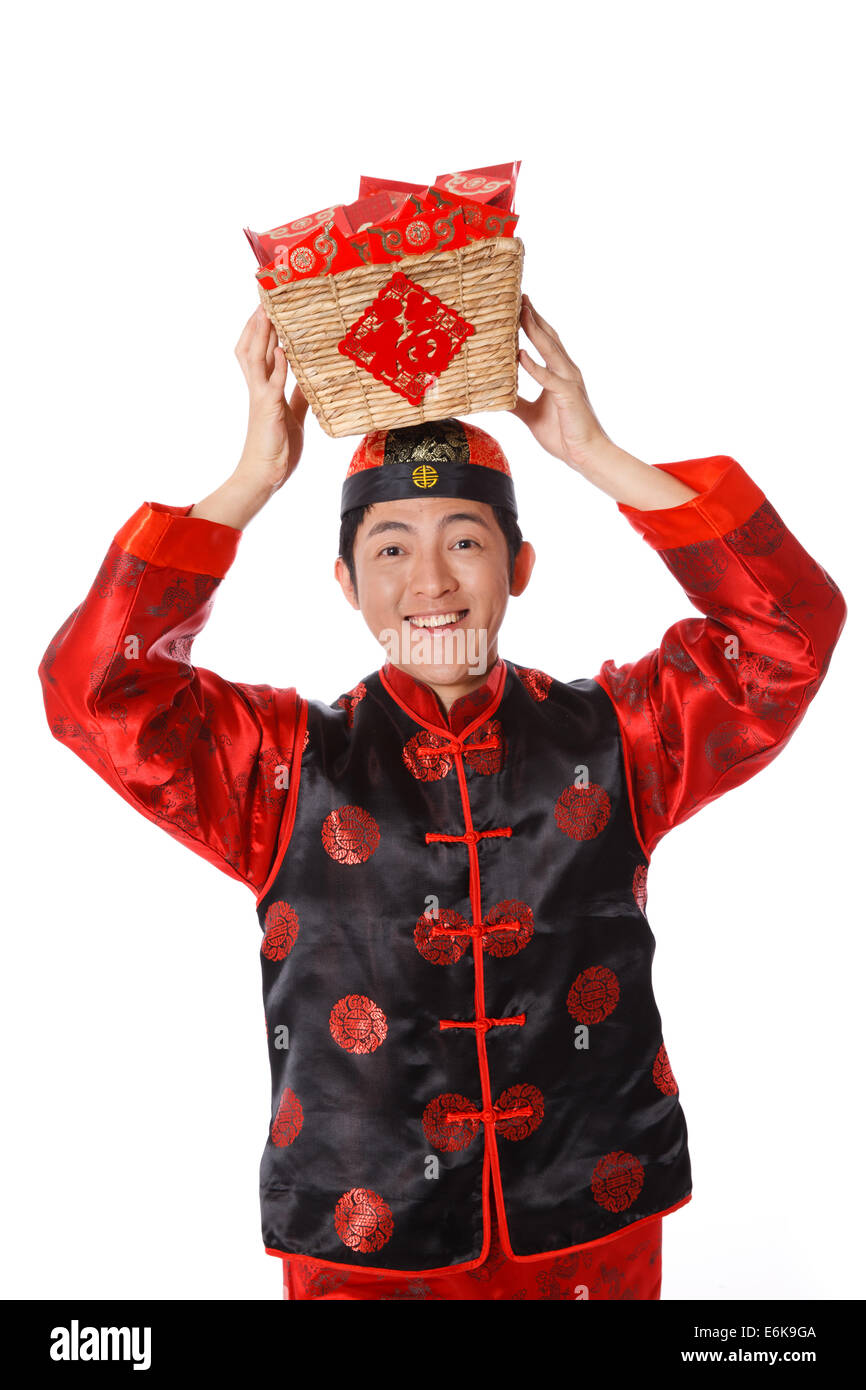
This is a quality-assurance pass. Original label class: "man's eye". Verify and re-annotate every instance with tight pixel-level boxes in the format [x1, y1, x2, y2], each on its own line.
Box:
[376, 539, 478, 557]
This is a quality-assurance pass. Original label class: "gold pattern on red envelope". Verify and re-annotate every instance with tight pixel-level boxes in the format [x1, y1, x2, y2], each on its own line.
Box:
[255, 222, 362, 289]
[423, 187, 518, 241]
[337, 271, 475, 406]
[246, 164, 520, 286]
[348, 206, 468, 266]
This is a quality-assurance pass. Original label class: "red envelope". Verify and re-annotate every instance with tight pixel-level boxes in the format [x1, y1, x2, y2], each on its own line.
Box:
[434, 162, 521, 212]
[247, 163, 520, 284]
[333, 191, 411, 238]
[254, 219, 363, 289]
[348, 206, 469, 267]
[414, 186, 519, 240]
[245, 207, 340, 267]
[357, 175, 426, 200]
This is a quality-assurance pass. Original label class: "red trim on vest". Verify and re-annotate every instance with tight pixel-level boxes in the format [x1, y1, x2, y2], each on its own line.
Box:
[256, 697, 309, 907]
[264, 1193, 689, 1274]
[380, 657, 507, 735]
[593, 676, 652, 864]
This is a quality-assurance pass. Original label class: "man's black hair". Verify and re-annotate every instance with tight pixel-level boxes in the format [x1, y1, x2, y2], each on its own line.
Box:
[338, 503, 524, 596]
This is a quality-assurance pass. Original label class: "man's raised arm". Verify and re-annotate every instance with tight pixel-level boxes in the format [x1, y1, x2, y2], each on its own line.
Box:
[37, 306, 311, 896]
[510, 294, 847, 856]
[595, 453, 846, 855]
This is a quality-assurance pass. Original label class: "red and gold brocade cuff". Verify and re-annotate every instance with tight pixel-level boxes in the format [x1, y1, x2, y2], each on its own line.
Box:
[617, 456, 765, 549]
[113, 501, 242, 579]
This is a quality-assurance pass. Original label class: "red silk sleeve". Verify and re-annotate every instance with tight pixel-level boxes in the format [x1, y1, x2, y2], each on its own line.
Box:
[594, 456, 847, 858]
[37, 500, 302, 896]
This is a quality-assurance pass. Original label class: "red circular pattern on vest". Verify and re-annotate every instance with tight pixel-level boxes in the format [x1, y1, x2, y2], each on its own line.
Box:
[653, 1043, 678, 1095]
[567, 966, 620, 1024]
[422, 1093, 480, 1151]
[514, 665, 553, 702]
[413, 908, 472, 965]
[261, 901, 300, 962]
[302, 727, 309, 751]
[402, 729, 455, 781]
[464, 719, 504, 775]
[494, 1083, 544, 1141]
[554, 783, 612, 840]
[481, 899, 534, 958]
[329, 994, 388, 1054]
[270, 1088, 303, 1147]
[334, 1188, 394, 1252]
[336, 681, 367, 728]
[633, 864, 648, 913]
[591, 1151, 645, 1212]
[321, 805, 380, 863]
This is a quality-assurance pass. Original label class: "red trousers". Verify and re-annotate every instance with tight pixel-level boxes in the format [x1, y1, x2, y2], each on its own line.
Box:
[280, 1208, 662, 1300]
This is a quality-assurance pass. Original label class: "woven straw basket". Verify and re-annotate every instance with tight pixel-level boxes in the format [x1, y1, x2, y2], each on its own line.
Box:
[256, 236, 524, 439]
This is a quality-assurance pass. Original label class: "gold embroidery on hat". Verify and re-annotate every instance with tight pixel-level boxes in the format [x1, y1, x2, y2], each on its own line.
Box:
[383, 419, 469, 467]
[412, 464, 439, 489]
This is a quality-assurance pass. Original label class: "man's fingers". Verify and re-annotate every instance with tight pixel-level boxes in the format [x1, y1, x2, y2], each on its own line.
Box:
[288, 381, 309, 425]
[520, 300, 576, 376]
[269, 341, 288, 394]
[235, 305, 269, 390]
[522, 295, 560, 337]
[264, 324, 277, 377]
[253, 304, 271, 350]
[241, 307, 272, 390]
[518, 347, 558, 390]
[235, 303, 266, 358]
[509, 394, 536, 424]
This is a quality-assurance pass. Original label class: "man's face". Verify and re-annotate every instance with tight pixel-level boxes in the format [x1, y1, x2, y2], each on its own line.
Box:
[334, 496, 533, 694]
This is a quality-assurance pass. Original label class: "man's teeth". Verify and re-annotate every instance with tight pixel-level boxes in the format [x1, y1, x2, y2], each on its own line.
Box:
[408, 611, 465, 628]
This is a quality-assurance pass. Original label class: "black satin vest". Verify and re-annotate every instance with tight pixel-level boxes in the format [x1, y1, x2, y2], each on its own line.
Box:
[256, 660, 691, 1270]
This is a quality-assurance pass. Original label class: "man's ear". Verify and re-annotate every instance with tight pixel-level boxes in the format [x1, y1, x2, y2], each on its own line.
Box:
[510, 540, 536, 597]
[334, 556, 360, 611]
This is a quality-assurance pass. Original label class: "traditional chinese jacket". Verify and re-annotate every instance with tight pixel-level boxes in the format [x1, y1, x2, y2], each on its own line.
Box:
[37, 454, 846, 1277]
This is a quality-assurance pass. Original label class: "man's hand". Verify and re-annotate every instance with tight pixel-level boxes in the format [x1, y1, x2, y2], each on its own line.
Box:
[189, 307, 309, 529]
[510, 295, 610, 472]
[510, 294, 699, 510]
[235, 303, 309, 492]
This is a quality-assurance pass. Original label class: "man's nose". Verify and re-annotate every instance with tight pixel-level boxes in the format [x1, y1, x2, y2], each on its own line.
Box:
[408, 549, 458, 594]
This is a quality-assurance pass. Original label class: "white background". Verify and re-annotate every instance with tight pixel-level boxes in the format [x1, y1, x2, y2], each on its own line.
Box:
[3, 0, 863, 1301]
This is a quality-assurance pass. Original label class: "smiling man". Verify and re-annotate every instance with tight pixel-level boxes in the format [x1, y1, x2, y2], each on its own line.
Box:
[334, 418, 535, 709]
[38, 297, 846, 1301]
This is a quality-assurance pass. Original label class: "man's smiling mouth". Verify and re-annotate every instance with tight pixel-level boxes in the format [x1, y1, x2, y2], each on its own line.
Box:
[404, 609, 469, 629]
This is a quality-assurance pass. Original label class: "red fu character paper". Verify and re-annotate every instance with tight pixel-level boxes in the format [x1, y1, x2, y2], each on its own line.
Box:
[337, 271, 475, 405]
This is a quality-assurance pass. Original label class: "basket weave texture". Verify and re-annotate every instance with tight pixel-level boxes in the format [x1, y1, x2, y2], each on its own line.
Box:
[257, 236, 524, 439]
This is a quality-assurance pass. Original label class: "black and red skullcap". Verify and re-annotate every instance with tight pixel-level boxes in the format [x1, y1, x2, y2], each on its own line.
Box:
[340, 417, 517, 518]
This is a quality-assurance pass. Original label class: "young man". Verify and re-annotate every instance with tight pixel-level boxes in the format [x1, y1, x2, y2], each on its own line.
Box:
[38, 297, 846, 1301]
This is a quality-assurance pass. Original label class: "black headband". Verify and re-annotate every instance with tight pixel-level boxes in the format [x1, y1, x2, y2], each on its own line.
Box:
[340, 460, 517, 518]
